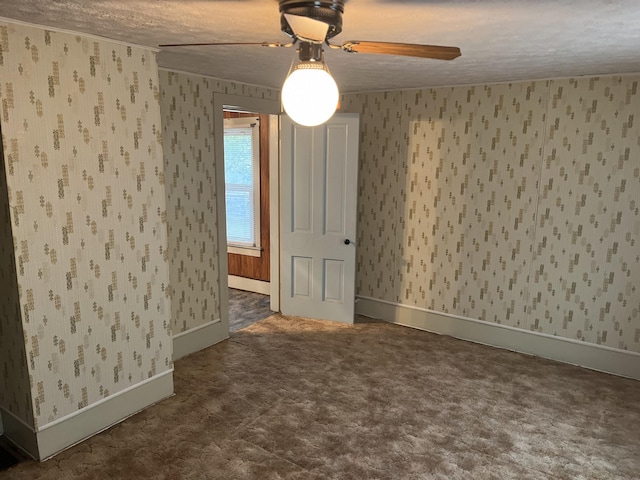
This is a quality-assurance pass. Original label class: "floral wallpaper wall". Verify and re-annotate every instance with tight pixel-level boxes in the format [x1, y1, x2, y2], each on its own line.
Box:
[0, 21, 172, 429]
[158, 69, 278, 335]
[342, 74, 640, 353]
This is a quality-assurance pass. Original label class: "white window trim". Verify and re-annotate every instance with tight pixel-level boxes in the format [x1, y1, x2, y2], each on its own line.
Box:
[227, 245, 262, 257]
[224, 116, 261, 250]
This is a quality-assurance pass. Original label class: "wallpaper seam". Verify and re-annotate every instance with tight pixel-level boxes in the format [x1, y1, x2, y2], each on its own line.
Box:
[525, 80, 552, 331]
[394, 90, 409, 302]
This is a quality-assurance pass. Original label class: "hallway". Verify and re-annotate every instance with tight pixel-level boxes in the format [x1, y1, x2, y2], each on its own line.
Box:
[228, 288, 272, 332]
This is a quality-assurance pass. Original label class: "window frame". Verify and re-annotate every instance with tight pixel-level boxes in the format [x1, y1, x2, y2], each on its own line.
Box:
[223, 116, 261, 254]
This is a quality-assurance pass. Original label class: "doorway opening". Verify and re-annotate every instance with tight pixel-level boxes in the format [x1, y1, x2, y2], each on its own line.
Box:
[223, 110, 273, 331]
[213, 92, 281, 339]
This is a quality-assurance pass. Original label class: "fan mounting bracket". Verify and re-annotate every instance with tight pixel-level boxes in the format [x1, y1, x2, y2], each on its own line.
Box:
[279, 0, 345, 40]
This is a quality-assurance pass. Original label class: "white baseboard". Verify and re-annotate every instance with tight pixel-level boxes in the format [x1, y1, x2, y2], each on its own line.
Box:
[356, 296, 640, 381]
[228, 275, 270, 295]
[1, 369, 174, 460]
[173, 319, 228, 361]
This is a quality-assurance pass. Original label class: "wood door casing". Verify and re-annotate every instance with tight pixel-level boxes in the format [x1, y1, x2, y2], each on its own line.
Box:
[225, 111, 270, 282]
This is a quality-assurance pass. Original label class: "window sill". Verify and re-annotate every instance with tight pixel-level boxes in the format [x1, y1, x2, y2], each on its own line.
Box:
[228, 245, 262, 257]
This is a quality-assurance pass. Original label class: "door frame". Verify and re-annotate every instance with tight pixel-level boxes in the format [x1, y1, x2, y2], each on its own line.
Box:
[212, 93, 281, 331]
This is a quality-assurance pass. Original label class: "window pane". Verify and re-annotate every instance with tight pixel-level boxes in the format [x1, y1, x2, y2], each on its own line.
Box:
[224, 121, 259, 247]
[225, 187, 254, 244]
[224, 130, 253, 185]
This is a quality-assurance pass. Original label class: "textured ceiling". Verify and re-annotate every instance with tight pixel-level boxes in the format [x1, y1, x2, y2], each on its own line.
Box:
[0, 1, 639, 93]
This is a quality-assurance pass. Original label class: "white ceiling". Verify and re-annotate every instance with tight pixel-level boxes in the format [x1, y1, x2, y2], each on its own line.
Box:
[1, 0, 639, 93]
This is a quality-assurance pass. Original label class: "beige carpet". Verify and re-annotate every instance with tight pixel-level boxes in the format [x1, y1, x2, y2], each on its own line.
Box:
[3, 314, 640, 479]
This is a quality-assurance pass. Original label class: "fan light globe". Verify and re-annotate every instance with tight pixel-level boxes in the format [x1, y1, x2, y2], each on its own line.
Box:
[282, 62, 339, 127]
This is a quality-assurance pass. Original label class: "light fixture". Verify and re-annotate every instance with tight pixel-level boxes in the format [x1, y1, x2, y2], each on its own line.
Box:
[281, 42, 339, 127]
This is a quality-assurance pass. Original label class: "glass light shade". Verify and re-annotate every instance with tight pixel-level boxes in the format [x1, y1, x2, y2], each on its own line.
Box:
[281, 62, 339, 127]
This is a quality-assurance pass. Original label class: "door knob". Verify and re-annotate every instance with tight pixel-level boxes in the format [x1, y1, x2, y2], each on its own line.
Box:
[344, 239, 351, 245]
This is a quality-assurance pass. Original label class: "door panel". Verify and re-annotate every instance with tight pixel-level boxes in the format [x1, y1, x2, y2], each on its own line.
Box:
[323, 259, 344, 303]
[325, 125, 348, 235]
[281, 114, 359, 323]
[292, 256, 313, 298]
[292, 131, 313, 233]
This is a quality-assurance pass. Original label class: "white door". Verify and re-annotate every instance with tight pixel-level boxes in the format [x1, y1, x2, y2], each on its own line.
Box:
[280, 114, 359, 323]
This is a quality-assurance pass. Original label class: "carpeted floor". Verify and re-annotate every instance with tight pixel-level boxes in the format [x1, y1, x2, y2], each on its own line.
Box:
[2, 314, 640, 479]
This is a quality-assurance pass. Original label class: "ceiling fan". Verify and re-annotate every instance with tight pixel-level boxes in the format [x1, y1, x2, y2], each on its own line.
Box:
[160, 0, 462, 126]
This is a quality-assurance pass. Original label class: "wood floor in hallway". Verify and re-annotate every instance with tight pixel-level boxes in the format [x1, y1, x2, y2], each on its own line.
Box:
[228, 288, 273, 332]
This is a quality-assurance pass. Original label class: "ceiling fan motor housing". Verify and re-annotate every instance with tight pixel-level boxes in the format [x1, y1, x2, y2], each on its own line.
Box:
[298, 42, 324, 61]
[279, 0, 344, 40]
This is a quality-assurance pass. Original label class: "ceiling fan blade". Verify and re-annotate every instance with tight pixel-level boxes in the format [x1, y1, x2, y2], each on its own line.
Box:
[284, 13, 329, 42]
[340, 41, 461, 60]
[159, 42, 291, 48]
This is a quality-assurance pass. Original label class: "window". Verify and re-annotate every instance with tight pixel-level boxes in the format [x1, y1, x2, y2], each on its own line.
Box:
[224, 116, 260, 250]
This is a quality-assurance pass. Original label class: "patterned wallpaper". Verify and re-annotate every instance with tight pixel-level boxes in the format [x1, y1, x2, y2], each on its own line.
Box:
[0, 22, 172, 429]
[530, 76, 640, 349]
[0, 137, 34, 426]
[340, 91, 404, 302]
[158, 69, 278, 334]
[160, 70, 220, 334]
[398, 82, 547, 327]
[342, 75, 640, 352]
